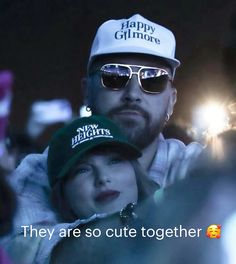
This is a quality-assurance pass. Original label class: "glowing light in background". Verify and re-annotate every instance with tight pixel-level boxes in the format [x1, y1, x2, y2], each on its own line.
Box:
[203, 102, 229, 135]
[192, 101, 230, 142]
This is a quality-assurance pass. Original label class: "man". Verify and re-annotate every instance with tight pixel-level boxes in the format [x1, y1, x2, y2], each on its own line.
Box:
[2, 14, 202, 263]
[84, 14, 202, 186]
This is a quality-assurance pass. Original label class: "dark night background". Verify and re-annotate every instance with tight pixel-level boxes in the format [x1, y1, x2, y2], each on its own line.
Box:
[1, 0, 236, 134]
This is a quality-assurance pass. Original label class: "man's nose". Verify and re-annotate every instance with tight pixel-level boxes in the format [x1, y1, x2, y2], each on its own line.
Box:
[121, 74, 142, 103]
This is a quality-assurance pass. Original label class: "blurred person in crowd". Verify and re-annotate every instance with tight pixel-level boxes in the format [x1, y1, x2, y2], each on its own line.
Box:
[5, 99, 74, 167]
[5, 130, 39, 167]
[0, 70, 16, 173]
[0, 70, 35, 170]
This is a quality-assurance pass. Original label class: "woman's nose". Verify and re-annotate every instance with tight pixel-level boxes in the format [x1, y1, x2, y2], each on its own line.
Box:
[94, 169, 111, 186]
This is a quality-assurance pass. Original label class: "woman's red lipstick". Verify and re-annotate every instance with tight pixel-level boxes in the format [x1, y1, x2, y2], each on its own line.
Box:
[95, 190, 120, 203]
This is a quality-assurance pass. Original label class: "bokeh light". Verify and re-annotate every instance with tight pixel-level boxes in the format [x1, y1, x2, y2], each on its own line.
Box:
[192, 101, 230, 142]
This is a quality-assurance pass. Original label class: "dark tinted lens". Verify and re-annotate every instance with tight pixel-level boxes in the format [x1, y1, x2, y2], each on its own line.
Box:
[140, 68, 169, 93]
[140, 75, 169, 93]
[101, 65, 130, 89]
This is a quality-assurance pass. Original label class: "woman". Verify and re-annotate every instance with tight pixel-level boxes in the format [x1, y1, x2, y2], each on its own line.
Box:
[48, 115, 157, 222]
[46, 115, 157, 263]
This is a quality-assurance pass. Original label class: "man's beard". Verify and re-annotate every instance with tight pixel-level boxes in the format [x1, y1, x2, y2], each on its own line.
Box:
[107, 105, 164, 149]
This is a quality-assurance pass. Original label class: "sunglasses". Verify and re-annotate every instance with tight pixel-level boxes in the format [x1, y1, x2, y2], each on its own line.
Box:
[99, 63, 172, 94]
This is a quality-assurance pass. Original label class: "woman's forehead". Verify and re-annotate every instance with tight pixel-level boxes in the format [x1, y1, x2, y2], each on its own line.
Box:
[76, 146, 128, 162]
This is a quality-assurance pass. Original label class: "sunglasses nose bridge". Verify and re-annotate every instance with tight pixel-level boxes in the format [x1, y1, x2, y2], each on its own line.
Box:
[129, 69, 142, 86]
[123, 72, 143, 100]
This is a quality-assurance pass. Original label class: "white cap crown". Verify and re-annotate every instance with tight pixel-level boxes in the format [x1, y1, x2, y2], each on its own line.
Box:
[89, 14, 180, 69]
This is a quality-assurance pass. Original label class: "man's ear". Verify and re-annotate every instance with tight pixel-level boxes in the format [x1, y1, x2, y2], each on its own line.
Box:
[168, 88, 177, 116]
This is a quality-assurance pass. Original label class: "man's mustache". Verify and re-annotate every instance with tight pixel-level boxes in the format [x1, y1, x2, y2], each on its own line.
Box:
[108, 105, 149, 120]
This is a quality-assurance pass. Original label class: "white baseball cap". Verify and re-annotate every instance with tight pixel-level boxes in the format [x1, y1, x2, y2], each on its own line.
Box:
[89, 14, 180, 70]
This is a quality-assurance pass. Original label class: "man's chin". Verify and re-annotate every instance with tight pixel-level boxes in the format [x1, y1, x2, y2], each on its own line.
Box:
[121, 125, 148, 148]
[109, 113, 158, 148]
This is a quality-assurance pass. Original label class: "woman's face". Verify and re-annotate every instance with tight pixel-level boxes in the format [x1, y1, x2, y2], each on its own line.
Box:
[64, 150, 138, 219]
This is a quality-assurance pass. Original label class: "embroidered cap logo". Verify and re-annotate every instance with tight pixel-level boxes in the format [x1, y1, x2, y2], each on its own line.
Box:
[114, 19, 160, 45]
[71, 124, 113, 148]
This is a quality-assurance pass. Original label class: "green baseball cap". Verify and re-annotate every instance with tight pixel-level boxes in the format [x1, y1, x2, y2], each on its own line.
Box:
[48, 115, 142, 187]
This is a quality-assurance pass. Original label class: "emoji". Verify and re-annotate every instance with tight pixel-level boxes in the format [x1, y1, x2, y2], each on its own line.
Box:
[206, 224, 221, 238]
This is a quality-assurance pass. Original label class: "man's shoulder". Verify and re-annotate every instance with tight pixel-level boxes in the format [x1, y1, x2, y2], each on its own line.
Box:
[164, 138, 203, 159]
